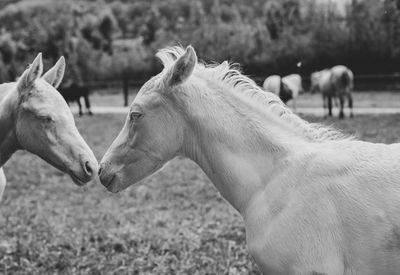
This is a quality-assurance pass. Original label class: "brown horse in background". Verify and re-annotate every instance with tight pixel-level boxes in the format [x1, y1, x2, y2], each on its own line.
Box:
[59, 83, 93, 116]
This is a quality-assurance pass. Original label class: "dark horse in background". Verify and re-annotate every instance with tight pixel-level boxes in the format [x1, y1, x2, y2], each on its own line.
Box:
[59, 83, 93, 116]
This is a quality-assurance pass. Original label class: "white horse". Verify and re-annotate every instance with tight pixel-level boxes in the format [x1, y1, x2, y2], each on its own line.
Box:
[99, 45, 400, 274]
[0, 53, 98, 198]
[263, 74, 303, 111]
[311, 65, 354, 118]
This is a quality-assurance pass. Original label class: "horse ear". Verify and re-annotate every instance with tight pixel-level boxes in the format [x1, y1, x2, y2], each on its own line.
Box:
[164, 45, 197, 87]
[42, 56, 65, 88]
[17, 53, 43, 92]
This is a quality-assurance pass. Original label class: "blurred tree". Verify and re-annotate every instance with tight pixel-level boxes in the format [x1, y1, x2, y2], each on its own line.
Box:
[0, 0, 399, 87]
[110, 37, 151, 106]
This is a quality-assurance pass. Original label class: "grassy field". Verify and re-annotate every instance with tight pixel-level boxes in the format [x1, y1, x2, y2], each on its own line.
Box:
[89, 89, 400, 108]
[2, 112, 400, 274]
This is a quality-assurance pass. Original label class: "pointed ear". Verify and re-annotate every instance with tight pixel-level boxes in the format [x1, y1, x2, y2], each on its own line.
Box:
[17, 53, 43, 91]
[164, 46, 197, 87]
[42, 56, 65, 88]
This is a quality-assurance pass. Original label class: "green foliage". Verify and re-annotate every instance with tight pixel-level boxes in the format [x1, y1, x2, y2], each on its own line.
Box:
[0, 0, 399, 84]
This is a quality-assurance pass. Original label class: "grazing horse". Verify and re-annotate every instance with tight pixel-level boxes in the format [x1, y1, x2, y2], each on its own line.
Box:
[0, 53, 98, 198]
[263, 74, 303, 111]
[59, 83, 93, 116]
[99, 45, 400, 275]
[311, 65, 354, 119]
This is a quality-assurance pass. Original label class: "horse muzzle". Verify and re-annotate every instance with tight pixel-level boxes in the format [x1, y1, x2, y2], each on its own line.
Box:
[69, 157, 98, 186]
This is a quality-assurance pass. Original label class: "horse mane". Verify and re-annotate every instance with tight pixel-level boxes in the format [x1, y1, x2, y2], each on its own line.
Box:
[156, 46, 352, 143]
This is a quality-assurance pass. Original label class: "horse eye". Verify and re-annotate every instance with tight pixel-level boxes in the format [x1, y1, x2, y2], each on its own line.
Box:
[130, 112, 144, 121]
[40, 115, 54, 122]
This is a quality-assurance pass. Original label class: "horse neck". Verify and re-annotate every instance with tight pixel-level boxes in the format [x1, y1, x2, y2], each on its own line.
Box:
[0, 91, 19, 166]
[177, 83, 307, 215]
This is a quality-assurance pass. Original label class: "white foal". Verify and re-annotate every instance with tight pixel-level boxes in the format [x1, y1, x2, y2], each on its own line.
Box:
[0, 54, 98, 198]
[99, 46, 400, 275]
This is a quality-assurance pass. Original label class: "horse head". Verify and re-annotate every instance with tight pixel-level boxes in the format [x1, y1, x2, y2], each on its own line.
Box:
[14, 53, 98, 185]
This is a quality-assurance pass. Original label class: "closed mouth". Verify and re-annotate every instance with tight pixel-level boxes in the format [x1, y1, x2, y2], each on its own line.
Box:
[102, 174, 116, 189]
[38, 155, 89, 186]
[70, 173, 88, 186]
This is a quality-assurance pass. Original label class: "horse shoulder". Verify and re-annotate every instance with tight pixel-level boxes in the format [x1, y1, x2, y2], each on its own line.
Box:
[244, 161, 345, 274]
[245, 143, 400, 274]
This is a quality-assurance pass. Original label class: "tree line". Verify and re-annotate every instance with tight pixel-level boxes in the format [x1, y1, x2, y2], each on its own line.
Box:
[0, 0, 399, 87]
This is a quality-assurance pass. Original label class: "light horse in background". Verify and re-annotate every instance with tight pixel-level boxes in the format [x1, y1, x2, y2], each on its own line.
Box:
[0, 53, 98, 198]
[99, 45, 400, 274]
[311, 65, 354, 119]
[263, 74, 303, 111]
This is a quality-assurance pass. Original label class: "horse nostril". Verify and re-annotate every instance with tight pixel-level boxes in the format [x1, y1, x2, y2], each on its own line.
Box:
[84, 161, 93, 176]
[98, 166, 103, 176]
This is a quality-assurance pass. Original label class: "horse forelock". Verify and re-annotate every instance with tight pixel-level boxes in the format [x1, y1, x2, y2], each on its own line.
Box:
[156, 46, 352, 143]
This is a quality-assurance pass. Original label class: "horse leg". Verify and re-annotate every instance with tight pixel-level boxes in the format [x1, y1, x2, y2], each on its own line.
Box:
[339, 96, 345, 119]
[322, 94, 328, 118]
[348, 93, 354, 118]
[77, 98, 83, 116]
[328, 95, 333, 117]
[84, 93, 93, 115]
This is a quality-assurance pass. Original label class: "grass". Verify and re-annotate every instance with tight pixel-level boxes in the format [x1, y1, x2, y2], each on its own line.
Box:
[88, 89, 400, 108]
[295, 91, 400, 108]
[2, 113, 400, 274]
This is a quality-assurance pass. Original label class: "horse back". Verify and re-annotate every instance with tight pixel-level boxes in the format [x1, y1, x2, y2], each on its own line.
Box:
[59, 84, 90, 102]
